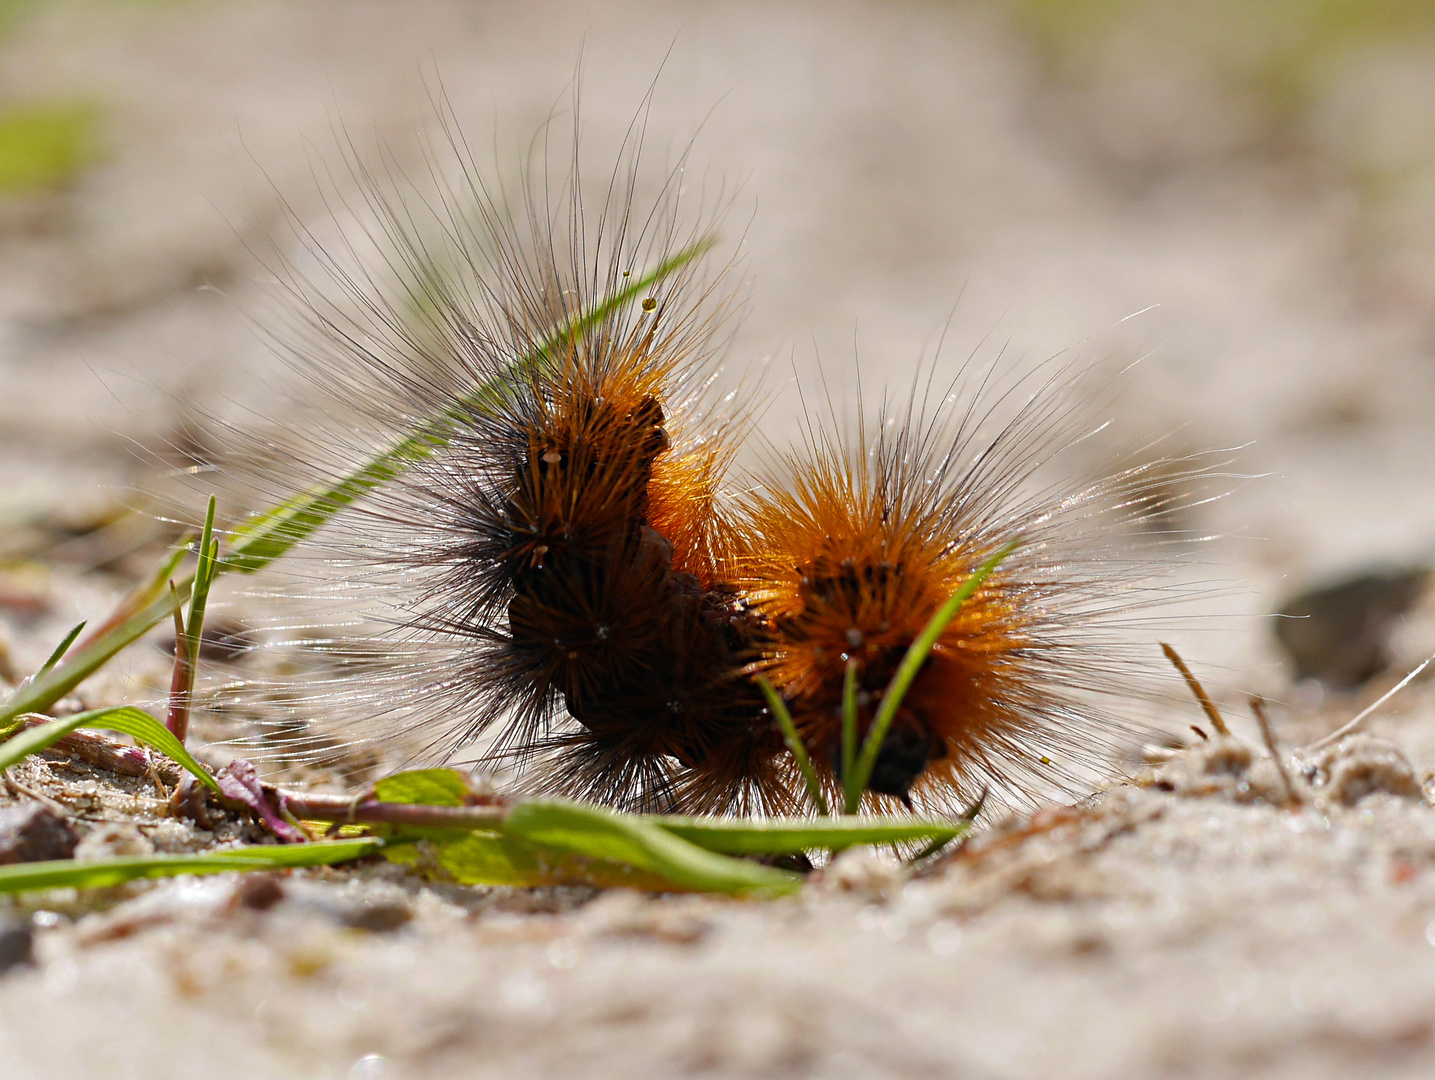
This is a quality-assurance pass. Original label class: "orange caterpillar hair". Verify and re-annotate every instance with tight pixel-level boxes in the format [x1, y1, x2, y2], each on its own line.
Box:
[737, 370, 1207, 814]
[224, 101, 1216, 817]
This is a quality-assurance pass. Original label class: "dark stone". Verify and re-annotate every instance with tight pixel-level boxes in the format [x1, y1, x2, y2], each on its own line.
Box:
[232, 873, 286, 912]
[342, 900, 412, 933]
[0, 803, 79, 864]
[1272, 566, 1430, 689]
[0, 914, 33, 975]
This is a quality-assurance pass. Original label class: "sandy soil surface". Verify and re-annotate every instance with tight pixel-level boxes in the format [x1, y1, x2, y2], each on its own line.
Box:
[4, 2, 1435, 1078]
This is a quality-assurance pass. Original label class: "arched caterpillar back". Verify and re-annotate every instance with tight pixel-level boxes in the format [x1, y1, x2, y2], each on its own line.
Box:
[211, 103, 1224, 817]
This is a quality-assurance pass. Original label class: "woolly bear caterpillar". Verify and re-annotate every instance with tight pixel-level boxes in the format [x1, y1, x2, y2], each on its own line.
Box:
[205, 95, 1225, 818]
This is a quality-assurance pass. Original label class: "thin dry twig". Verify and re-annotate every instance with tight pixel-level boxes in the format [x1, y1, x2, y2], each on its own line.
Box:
[1249, 695, 1298, 805]
[1161, 642, 1230, 735]
[3, 771, 72, 817]
[1304, 655, 1433, 751]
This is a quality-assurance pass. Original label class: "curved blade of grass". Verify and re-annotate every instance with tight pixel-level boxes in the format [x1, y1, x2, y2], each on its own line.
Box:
[168, 497, 219, 743]
[224, 236, 715, 575]
[650, 815, 967, 856]
[0, 837, 381, 894]
[0, 551, 188, 729]
[502, 800, 802, 896]
[846, 538, 1021, 813]
[755, 674, 829, 816]
[0, 706, 222, 796]
[34, 621, 86, 680]
[841, 656, 859, 794]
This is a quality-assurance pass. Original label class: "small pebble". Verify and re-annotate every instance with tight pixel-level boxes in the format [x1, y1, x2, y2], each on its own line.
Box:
[0, 913, 33, 975]
[0, 803, 79, 864]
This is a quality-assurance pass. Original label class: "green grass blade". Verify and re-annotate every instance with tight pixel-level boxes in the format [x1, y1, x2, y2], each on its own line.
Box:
[0, 838, 381, 894]
[224, 237, 715, 575]
[650, 815, 967, 856]
[184, 497, 218, 652]
[34, 621, 86, 679]
[221, 433, 430, 574]
[168, 498, 219, 743]
[755, 674, 829, 816]
[847, 538, 1021, 812]
[841, 656, 858, 801]
[502, 800, 802, 896]
[0, 706, 223, 795]
[0, 553, 189, 728]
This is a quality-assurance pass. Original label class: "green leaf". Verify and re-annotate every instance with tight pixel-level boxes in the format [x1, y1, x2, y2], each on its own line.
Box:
[501, 800, 802, 896]
[371, 778, 806, 893]
[0, 838, 381, 894]
[0, 706, 222, 795]
[650, 815, 967, 856]
[371, 768, 471, 807]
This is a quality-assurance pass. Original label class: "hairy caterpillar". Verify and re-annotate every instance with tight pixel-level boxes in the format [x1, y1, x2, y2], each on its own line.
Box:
[208, 99, 1221, 818]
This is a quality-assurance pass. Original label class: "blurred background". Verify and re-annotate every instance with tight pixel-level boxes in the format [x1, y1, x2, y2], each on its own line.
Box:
[3, 0, 1435, 737]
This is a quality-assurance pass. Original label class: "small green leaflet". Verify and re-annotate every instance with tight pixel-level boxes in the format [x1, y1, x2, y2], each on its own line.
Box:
[372, 768, 472, 807]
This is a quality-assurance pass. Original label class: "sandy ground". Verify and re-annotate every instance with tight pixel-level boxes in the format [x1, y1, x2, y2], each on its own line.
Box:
[4, 2, 1435, 1077]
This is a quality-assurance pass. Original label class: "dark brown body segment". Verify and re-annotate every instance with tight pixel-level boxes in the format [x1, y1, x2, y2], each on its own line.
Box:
[485, 361, 784, 813]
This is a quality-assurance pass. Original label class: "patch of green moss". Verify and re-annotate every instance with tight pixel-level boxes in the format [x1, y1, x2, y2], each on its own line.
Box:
[0, 100, 102, 196]
[999, 0, 1435, 118]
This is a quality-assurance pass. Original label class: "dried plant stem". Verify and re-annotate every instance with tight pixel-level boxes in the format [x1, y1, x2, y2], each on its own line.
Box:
[1249, 695, 1298, 805]
[278, 791, 507, 831]
[1304, 655, 1433, 751]
[1160, 642, 1229, 736]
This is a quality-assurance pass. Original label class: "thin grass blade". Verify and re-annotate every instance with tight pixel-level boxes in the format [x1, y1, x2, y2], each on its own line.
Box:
[0, 554, 189, 728]
[0, 837, 381, 894]
[651, 815, 967, 856]
[841, 657, 859, 801]
[847, 538, 1021, 811]
[224, 237, 715, 575]
[756, 674, 829, 816]
[34, 621, 86, 680]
